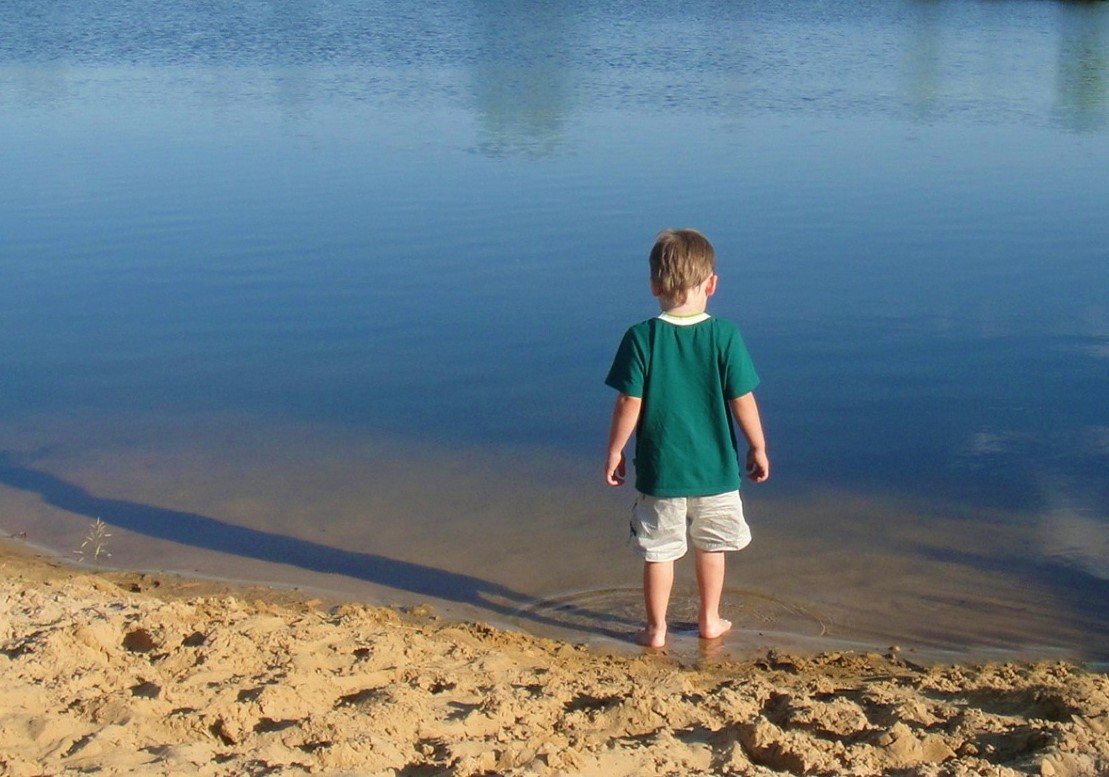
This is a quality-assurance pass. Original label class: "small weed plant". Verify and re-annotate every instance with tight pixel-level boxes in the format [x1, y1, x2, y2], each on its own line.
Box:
[75, 518, 112, 563]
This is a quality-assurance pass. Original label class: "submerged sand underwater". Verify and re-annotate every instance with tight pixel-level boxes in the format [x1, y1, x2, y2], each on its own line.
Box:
[1, 414, 1107, 664]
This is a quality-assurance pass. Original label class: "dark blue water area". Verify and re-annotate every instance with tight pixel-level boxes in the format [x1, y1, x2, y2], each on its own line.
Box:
[1, 0, 1107, 520]
[4, 114, 1105, 515]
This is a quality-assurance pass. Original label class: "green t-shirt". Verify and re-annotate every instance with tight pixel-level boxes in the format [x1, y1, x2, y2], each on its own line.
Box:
[605, 314, 760, 497]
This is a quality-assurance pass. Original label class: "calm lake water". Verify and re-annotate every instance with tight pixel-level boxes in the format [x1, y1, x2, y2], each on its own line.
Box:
[2, 0, 1107, 661]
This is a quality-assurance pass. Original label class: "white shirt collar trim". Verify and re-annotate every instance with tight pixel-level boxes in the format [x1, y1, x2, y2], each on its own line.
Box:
[658, 312, 711, 326]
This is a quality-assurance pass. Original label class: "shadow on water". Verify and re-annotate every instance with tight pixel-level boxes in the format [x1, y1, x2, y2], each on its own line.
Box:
[0, 453, 637, 643]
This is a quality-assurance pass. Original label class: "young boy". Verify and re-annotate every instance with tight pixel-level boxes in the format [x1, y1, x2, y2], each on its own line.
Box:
[604, 228, 769, 648]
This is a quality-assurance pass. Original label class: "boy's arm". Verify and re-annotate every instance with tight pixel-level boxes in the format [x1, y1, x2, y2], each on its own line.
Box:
[605, 393, 642, 486]
[730, 392, 770, 483]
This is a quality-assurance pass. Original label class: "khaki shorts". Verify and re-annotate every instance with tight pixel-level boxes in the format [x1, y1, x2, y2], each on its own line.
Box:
[630, 491, 752, 562]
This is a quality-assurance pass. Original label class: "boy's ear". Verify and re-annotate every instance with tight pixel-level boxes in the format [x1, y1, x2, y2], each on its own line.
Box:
[705, 274, 718, 297]
[650, 279, 662, 297]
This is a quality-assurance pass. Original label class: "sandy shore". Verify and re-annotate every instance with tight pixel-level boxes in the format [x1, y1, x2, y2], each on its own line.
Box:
[2, 539, 1107, 777]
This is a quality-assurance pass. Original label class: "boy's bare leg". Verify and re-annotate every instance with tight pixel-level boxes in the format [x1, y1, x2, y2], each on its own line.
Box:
[695, 549, 732, 640]
[641, 560, 673, 647]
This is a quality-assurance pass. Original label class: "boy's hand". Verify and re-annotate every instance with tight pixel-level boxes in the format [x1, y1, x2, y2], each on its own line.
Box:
[746, 447, 770, 483]
[605, 451, 627, 486]
[605, 393, 640, 487]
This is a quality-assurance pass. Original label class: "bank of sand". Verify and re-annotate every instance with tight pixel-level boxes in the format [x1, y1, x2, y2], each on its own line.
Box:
[2, 539, 1107, 777]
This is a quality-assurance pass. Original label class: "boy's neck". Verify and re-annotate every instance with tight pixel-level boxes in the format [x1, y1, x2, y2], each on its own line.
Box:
[660, 301, 708, 317]
[659, 288, 710, 317]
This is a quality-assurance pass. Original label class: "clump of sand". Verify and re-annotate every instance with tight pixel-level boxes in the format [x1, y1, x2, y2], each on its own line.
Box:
[1, 545, 1107, 776]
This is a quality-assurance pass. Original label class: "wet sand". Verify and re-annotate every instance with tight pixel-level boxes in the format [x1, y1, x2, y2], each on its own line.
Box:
[3, 537, 1109, 776]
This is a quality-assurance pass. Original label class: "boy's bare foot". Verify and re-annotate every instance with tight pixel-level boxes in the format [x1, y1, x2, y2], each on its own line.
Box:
[637, 625, 667, 649]
[699, 617, 732, 641]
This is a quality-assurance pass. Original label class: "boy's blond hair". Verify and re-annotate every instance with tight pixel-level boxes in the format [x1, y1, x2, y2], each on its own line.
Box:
[649, 228, 716, 304]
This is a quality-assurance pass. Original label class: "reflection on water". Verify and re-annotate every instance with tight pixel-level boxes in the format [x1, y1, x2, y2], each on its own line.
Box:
[1055, 2, 1109, 132]
[468, 1, 575, 158]
[903, 1, 944, 122]
[4, 1, 1109, 133]
[899, 0, 1109, 130]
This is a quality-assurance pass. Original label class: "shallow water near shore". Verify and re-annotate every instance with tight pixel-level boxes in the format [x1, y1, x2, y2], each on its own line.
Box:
[1, 413, 1106, 663]
[1, 0, 1108, 661]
